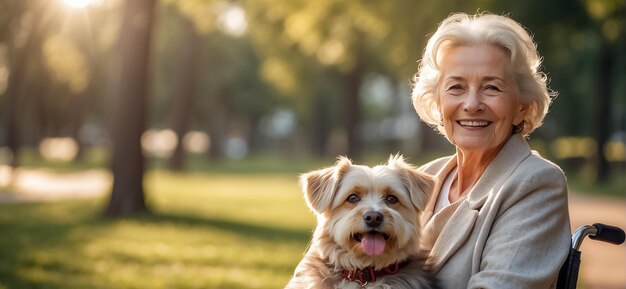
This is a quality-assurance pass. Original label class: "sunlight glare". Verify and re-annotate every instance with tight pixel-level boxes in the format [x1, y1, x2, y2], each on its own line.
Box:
[63, 0, 97, 9]
[216, 2, 247, 37]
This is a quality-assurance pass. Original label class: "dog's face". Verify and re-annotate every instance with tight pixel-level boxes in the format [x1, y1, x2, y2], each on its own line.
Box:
[300, 155, 434, 269]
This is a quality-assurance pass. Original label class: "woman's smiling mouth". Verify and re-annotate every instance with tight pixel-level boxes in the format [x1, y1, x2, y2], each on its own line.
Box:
[457, 120, 491, 127]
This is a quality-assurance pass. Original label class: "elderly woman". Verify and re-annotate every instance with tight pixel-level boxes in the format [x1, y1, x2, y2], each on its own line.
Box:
[412, 13, 571, 289]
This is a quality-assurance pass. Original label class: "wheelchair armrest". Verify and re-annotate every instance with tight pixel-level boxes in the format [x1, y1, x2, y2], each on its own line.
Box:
[589, 223, 625, 245]
[559, 223, 624, 289]
[571, 223, 625, 250]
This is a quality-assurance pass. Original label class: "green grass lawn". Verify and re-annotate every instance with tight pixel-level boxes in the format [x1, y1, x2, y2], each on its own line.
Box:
[0, 171, 316, 289]
[2, 149, 622, 289]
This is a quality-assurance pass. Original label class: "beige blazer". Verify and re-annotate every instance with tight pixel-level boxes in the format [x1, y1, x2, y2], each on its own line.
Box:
[418, 134, 571, 289]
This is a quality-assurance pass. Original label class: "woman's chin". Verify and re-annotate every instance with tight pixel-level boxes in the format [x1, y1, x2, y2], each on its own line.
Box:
[453, 135, 486, 148]
[452, 135, 504, 153]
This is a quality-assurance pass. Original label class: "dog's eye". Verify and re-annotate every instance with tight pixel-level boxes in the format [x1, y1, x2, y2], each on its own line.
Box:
[347, 194, 360, 203]
[385, 195, 398, 204]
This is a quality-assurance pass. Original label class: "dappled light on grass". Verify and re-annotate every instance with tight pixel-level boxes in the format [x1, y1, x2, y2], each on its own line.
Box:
[38, 138, 79, 162]
[0, 168, 110, 202]
[0, 165, 11, 187]
[0, 173, 315, 289]
[550, 137, 626, 162]
[75, 220, 303, 288]
[146, 171, 315, 230]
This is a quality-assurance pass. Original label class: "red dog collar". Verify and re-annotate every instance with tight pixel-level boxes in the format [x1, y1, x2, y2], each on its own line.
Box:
[341, 260, 411, 286]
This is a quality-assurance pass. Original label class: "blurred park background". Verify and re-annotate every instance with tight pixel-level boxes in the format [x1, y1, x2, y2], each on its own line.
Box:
[0, 0, 624, 288]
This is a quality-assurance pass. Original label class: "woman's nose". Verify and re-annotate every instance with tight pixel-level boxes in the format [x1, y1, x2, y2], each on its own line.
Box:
[463, 89, 483, 113]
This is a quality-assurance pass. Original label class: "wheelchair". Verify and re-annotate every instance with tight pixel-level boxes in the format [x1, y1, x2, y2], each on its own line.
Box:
[557, 223, 626, 289]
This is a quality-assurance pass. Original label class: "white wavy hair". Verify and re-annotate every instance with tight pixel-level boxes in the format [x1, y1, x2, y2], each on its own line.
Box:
[411, 12, 556, 137]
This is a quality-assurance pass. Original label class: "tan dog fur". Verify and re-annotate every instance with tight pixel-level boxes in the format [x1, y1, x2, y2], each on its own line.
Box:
[286, 155, 439, 289]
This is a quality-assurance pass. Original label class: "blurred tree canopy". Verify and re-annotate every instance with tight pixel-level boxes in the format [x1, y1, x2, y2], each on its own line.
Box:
[0, 0, 623, 214]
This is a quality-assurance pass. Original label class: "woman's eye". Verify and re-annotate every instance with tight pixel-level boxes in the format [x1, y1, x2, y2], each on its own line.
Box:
[485, 85, 502, 92]
[385, 195, 398, 204]
[347, 194, 360, 203]
[445, 84, 464, 95]
[447, 84, 463, 91]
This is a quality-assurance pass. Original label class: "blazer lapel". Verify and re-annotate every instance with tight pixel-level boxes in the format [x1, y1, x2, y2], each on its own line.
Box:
[424, 201, 479, 272]
[422, 134, 532, 272]
[420, 156, 456, 228]
[465, 133, 532, 209]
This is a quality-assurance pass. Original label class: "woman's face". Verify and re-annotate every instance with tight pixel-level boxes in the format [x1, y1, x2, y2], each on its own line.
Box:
[438, 44, 525, 153]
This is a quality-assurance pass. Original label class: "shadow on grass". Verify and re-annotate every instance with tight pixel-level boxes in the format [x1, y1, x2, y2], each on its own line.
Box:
[0, 201, 310, 289]
[135, 211, 313, 244]
[0, 208, 91, 289]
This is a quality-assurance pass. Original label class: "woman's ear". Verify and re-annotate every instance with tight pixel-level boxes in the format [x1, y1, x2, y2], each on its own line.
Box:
[299, 156, 352, 214]
[513, 103, 527, 126]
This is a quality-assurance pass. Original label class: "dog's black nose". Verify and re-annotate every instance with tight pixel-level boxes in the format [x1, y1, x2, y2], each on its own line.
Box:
[363, 211, 383, 228]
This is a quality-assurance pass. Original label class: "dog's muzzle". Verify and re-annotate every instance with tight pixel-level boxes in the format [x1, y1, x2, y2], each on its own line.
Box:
[363, 211, 383, 228]
[352, 211, 390, 256]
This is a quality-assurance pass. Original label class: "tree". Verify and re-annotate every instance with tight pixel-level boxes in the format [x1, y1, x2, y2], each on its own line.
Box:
[167, 11, 200, 171]
[3, 1, 48, 167]
[245, 0, 487, 159]
[493, 0, 625, 181]
[104, 0, 158, 217]
[586, 0, 624, 181]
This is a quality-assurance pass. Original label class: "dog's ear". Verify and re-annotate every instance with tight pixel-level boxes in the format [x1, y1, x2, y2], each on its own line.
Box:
[387, 154, 435, 211]
[404, 169, 435, 211]
[299, 156, 352, 214]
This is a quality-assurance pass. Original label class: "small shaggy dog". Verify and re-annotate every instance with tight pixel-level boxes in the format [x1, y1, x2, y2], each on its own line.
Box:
[286, 155, 439, 289]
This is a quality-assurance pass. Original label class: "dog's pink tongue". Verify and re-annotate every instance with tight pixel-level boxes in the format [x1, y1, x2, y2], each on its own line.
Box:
[362, 233, 386, 256]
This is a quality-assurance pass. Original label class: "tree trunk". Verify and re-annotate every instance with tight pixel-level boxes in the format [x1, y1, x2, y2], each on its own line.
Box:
[71, 86, 90, 161]
[312, 92, 330, 156]
[168, 15, 200, 171]
[71, 16, 98, 162]
[594, 43, 613, 182]
[5, 58, 24, 167]
[247, 114, 261, 154]
[4, 9, 44, 167]
[344, 44, 365, 160]
[208, 88, 226, 161]
[104, 0, 157, 217]
[33, 74, 55, 142]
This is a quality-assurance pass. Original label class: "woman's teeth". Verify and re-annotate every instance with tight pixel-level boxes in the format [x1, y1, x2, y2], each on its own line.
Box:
[458, 120, 490, 127]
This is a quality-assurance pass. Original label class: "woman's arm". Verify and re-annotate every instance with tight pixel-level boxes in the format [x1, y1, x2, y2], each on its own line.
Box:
[468, 165, 571, 289]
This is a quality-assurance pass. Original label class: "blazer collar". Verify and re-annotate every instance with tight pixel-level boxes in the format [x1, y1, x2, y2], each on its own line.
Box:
[466, 133, 532, 209]
[424, 133, 531, 214]
[422, 133, 532, 272]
